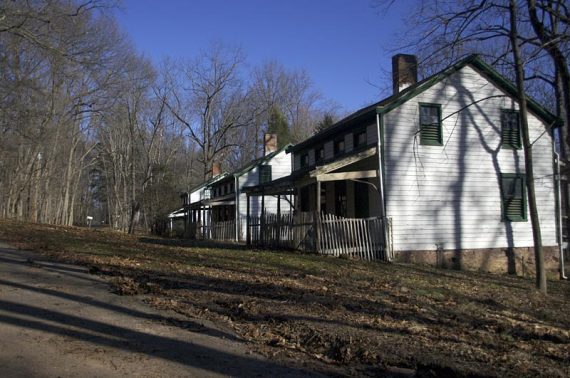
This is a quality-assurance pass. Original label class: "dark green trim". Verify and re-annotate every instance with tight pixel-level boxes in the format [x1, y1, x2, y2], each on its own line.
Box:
[500, 173, 527, 222]
[419, 102, 443, 146]
[375, 54, 560, 128]
[378, 112, 387, 212]
[500, 109, 522, 150]
[470, 58, 562, 128]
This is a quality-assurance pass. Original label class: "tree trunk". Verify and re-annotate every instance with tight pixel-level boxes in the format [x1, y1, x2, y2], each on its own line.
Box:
[510, 0, 547, 293]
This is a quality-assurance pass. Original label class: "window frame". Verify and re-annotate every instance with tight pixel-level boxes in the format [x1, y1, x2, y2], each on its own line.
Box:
[315, 145, 325, 164]
[334, 136, 346, 156]
[419, 103, 443, 146]
[500, 173, 527, 222]
[353, 128, 367, 149]
[300, 152, 309, 168]
[501, 109, 522, 150]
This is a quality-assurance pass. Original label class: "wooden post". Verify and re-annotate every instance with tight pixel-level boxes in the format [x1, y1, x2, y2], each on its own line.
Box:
[198, 205, 202, 239]
[246, 194, 251, 246]
[277, 194, 281, 247]
[315, 181, 321, 254]
[261, 191, 266, 246]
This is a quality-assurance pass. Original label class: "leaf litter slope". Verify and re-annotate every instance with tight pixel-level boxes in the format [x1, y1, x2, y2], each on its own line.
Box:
[0, 220, 568, 377]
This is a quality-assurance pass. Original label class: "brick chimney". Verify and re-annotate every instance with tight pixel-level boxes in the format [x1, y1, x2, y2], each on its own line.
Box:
[211, 162, 221, 177]
[392, 54, 418, 94]
[264, 133, 278, 156]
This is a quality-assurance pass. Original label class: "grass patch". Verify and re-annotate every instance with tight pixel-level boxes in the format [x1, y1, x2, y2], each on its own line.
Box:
[0, 219, 568, 377]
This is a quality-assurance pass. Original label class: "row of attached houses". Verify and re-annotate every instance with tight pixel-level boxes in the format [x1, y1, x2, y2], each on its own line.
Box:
[182, 135, 294, 242]
[178, 54, 564, 274]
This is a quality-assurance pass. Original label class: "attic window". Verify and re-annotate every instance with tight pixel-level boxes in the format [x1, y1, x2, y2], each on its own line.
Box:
[315, 145, 325, 164]
[259, 165, 272, 184]
[501, 173, 527, 222]
[353, 129, 367, 148]
[419, 103, 442, 146]
[334, 137, 345, 156]
[501, 110, 521, 149]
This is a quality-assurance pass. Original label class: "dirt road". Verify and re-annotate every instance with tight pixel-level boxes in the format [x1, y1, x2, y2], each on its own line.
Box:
[0, 242, 319, 377]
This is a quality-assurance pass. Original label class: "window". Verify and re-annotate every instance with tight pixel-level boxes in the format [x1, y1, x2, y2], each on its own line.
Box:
[259, 165, 272, 184]
[315, 145, 325, 164]
[353, 129, 367, 149]
[501, 173, 527, 222]
[334, 137, 345, 155]
[204, 189, 212, 200]
[419, 103, 442, 145]
[501, 110, 521, 149]
[300, 153, 309, 168]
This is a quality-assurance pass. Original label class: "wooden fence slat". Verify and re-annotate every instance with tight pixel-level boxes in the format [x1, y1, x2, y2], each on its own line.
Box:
[245, 211, 388, 261]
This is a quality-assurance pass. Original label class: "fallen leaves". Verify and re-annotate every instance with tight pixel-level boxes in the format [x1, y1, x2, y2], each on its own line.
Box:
[1, 219, 569, 377]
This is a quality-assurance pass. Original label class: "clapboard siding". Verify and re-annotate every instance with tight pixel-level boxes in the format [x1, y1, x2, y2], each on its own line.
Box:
[236, 149, 293, 239]
[384, 64, 556, 251]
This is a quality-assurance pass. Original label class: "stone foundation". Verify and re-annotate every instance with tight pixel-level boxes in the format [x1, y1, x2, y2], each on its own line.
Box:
[394, 246, 561, 276]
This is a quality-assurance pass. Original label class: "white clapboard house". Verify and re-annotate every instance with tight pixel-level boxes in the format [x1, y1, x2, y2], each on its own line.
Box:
[187, 134, 293, 242]
[181, 168, 229, 238]
[252, 54, 561, 272]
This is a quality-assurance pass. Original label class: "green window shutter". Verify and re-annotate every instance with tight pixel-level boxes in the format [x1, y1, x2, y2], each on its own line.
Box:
[501, 173, 527, 222]
[501, 110, 521, 149]
[419, 103, 442, 145]
[259, 165, 272, 184]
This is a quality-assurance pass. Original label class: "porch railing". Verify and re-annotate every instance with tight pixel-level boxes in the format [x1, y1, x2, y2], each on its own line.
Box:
[248, 211, 315, 251]
[248, 211, 392, 261]
[318, 213, 389, 261]
[188, 220, 236, 241]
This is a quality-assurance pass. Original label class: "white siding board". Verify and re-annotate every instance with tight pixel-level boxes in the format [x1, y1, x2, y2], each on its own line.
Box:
[383, 65, 556, 252]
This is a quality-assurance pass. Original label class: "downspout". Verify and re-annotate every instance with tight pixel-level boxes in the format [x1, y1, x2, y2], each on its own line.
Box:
[554, 151, 567, 279]
[376, 108, 392, 261]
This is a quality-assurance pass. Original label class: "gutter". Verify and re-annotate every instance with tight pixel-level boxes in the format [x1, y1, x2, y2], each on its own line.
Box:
[376, 108, 392, 261]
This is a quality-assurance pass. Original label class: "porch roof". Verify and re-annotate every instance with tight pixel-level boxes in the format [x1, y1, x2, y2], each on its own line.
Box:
[242, 175, 296, 196]
[203, 192, 235, 206]
[244, 146, 379, 193]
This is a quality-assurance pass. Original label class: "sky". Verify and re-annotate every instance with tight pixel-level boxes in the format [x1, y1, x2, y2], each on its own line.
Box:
[114, 0, 410, 114]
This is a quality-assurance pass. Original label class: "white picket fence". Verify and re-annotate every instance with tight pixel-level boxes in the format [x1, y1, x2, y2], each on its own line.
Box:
[248, 211, 315, 251]
[188, 220, 236, 241]
[248, 211, 392, 261]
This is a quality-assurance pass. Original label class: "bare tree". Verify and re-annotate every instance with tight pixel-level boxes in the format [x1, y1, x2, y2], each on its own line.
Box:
[166, 44, 257, 178]
[375, 0, 559, 291]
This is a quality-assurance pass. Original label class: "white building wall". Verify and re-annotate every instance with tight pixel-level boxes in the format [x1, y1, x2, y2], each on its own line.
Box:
[236, 150, 293, 240]
[383, 65, 556, 251]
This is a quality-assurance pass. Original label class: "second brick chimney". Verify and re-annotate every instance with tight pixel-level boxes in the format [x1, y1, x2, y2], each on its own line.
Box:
[264, 133, 278, 156]
[211, 162, 221, 177]
[392, 54, 418, 94]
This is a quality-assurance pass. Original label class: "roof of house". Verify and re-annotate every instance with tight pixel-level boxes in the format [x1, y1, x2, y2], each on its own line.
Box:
[187, 172, 229, 194]
[207, 143, 292, 187]
[289, 54, 560, 153]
